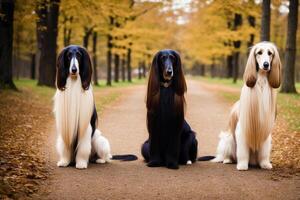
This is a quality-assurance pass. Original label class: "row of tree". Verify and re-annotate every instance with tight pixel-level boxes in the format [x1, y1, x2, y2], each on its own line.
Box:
[179, 0, 298, 93]
[0, 0, 172, 89]
[0, 0, 298, 93]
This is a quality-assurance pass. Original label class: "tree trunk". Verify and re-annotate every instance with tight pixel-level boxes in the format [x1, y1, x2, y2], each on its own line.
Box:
[210, 58, 215, 78]
[233, 51, 240, 83]
[200, 64, 205, 76]
[260, 0, 270, 41]
[142, 60, 146, 78]
[114, 54, 120, 82]
[232, 13, 242, 83]
[31, 53, 36, 79]
[37, 0, 60, 87]
[138, 62, 142, 79]
[0, 0, 16, 90]
[281, 0, 298, 93]
[106, 34, 112, 86]
[92, 31, 99, 86]
[121, 56, 126, 82]
[127, 47, 132, 82]
[226, 55, 233, 78]
[83, 27, 93, 49]
[247, 15, 256, 53]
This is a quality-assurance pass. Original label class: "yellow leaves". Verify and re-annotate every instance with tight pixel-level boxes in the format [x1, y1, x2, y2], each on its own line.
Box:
[180, 0, 260, 65]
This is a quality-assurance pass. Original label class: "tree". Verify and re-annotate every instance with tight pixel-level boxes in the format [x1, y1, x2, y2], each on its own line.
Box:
[114, 54, 120, 82]
[36, 0, 60, 87]
[260, 0, 271, 41]
[281, 0, 298, 93]
[0, 0, 16, 90]
[92, 31, 99, 85]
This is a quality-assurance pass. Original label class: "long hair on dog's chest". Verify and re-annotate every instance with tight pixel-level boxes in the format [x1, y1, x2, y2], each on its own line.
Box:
[54, 77, 94, 149]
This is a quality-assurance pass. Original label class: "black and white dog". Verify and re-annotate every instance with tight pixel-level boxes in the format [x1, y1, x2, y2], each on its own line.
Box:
[54, 45, 111, 169]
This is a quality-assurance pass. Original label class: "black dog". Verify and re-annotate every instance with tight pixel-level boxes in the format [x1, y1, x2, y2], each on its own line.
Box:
[141, 49, 198, 169]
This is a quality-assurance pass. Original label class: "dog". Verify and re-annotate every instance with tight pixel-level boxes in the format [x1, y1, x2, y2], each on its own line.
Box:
[212, 42, 282, 170]
[141, 49, 198, 169]
[54, 45, 112, 169]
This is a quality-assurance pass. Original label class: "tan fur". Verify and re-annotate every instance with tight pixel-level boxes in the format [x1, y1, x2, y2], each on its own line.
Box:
[243, 46, 258, 88]
[231, 42, 280, 151]
[54, 77, 94, 149]
[228, 101, 239, 136]
[268, 45, 282, 88]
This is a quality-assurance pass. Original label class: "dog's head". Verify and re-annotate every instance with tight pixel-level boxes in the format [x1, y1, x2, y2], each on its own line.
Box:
[56, 45, 92, 90]
[146, 49, 186, 110]
[243, 42, 282, 88]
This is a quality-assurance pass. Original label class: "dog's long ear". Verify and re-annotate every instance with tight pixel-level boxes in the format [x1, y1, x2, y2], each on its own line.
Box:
[173, 51, 187, 96]
[268, 45, 282, 88]
[79, 47, 92, 90]
[146, 52, 160, 110]
[56, 48, 68, 90]
[243, 45, 257, 87]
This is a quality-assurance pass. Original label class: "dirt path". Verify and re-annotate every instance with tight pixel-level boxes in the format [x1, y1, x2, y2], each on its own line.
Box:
[42, 80, 299, 200]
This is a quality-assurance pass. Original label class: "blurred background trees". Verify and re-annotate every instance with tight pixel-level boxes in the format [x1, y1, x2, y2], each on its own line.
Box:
[0, 0, 299, 92]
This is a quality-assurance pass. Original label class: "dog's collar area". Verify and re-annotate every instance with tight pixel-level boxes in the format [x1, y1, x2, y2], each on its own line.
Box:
[160, 81, 172, 88]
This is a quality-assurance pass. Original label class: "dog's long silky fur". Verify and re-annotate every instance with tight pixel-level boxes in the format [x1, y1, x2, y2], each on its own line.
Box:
[54, 45, 112, 169]
[212, 42, 282, 170]
[54, 77, 94, 151]
[142, 50, 198, 169]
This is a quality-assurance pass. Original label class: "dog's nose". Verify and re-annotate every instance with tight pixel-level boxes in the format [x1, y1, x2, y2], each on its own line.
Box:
[71, 66, 77, 73]
[263, 62, 269, 69]
[166, 70, 172, 75]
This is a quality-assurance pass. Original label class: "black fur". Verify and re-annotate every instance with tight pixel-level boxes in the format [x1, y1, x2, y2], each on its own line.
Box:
[112, 155, 138, 161]
[90, 106, 98, 136]
[56, 45, 92, 91]
[142, 50, 198, 169]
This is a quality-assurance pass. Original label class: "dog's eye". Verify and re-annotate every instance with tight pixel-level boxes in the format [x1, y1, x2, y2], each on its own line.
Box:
[169, 54, 175, 60]
[257, 51, 262, 55]
[76, 52, 82, 58]
[161, 55, 166, 60]
[67, 52, 72, 60]
[268, 51, 272, 56]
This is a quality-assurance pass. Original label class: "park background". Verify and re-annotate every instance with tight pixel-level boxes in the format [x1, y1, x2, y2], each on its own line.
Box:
[0, 0, 299, 199]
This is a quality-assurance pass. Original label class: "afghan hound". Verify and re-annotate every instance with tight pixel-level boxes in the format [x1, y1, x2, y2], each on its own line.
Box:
[141, 49, 198, 169]
[54, 45, 112, 169]
[212, 42, 282, 170]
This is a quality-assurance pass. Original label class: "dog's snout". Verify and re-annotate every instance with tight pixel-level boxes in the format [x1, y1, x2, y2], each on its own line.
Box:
[263, 62, 269, 69]
[71, 65, 77, 73]
[167, 69, 172, 75]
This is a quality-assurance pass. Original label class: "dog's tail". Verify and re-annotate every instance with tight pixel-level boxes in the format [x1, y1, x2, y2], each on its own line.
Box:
[197, 156, 215, 161]
[111, 154, 138, 161]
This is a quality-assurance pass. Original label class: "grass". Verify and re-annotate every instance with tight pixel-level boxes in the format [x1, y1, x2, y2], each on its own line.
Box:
[193, 76, 300, 132]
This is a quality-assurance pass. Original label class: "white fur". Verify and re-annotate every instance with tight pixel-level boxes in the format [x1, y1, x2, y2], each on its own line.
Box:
[92, 129, 112, 164]
[54, 76, 111, 169]
[211, 131, 235, 164]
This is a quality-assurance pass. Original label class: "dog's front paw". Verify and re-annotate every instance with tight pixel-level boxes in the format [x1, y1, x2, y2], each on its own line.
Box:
[260, 161, 272, 170]
[96, 159, 106, 164]
[186, 160, 192, 165]
[237, 162, 248, 171]
[147, 160, 161, 167]
[76, 161, 88, 169]
[223, 158, 233, 164]
[57, 159, 70, 167]
[166, 162, 179, 170]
